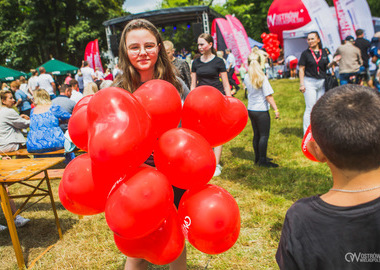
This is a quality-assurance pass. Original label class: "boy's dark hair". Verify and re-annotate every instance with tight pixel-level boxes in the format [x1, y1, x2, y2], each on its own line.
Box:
[355, 29, 364, 37]
[311, 85, 380, 171]
[60, 84, 71, 93]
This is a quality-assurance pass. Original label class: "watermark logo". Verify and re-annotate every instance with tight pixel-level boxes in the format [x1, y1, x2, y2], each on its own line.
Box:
[345, 252, 380, 263]
[181, 216, 191, 239]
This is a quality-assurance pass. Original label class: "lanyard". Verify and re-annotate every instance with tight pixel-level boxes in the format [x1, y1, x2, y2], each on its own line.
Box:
[310, 49, 322, 74]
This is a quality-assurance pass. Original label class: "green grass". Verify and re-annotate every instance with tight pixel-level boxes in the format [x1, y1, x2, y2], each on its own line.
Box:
[0, 78, 332, 269]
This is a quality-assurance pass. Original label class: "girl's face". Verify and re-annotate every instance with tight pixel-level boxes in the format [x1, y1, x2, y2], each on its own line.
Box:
[307, 33, 320, 49]
[2, 93, 15, 108]
[197, 38, 213, 55]
[126, 29, 159, 74]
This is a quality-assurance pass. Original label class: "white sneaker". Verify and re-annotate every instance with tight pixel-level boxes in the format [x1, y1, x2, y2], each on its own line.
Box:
[0, 224, 7, 231]
[14, 215, 30, 228]
[213, 164, 222, 177]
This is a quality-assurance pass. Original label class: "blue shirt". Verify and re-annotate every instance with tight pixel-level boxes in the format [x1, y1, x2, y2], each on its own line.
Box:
[15, 90, 31, 112]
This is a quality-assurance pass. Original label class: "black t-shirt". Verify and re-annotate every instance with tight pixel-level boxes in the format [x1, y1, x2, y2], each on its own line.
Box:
[191, 56, 226, 93]
[355, 38, 371, 68]
[276, 195, 380, 270]
[299, 49, 330, 79]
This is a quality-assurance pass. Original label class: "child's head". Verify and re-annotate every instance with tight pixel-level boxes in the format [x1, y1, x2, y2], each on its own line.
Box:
[311, 85, 380, 171]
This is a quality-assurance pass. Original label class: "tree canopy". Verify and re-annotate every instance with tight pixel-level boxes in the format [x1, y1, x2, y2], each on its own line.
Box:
[0, 0, 126, 72]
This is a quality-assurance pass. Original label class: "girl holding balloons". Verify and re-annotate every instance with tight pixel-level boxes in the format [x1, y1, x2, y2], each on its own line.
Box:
[190, 33, 231, 177]
[113, 18, 188, 270]
[244, 53, 280, 168]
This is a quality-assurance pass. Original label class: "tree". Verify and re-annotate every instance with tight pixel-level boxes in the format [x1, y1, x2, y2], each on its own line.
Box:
[0, 0, 126, 71]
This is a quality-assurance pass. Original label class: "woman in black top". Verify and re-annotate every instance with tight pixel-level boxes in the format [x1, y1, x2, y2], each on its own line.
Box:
[299, 31, 330, 134]
[191, 33, 231, 177]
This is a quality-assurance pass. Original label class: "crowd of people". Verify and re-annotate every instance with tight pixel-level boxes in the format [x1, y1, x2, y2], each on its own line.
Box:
[1, 18, 380, 269]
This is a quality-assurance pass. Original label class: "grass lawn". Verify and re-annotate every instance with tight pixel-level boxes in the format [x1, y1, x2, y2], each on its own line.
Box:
[0, 78, 333, 269]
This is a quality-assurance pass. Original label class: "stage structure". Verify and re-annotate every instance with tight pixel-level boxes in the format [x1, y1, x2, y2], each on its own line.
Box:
[103, 5, 224, 62]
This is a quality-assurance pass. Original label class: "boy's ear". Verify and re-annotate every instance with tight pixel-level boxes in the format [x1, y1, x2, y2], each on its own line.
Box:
[307, 141, 328, 162]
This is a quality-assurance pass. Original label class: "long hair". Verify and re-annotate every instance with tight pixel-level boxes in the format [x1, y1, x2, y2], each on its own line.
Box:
[114, 19, 183, 95]
[198, 33, 217, 55]
[247, 53, 265, 89]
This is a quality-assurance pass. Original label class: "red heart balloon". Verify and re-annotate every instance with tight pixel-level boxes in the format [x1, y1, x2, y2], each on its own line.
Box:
[178, 184, 240, 255]
[58, 181, 100, 216]
[133, 79, 182, 138]
[182, 86, 248, 147]
[60, 153, 106, 214]
[87, 87, 155, 170]
[302, 125, 319, 162]
[154, 128, 216, 190]
[72, 95, 93, 114]
[114, 205, 185, 265]
[68, 105, 89, 151]
[105, 167, 174, 239]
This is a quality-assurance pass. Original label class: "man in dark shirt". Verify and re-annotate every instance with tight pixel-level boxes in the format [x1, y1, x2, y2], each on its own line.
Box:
[355, 29, 373, 87]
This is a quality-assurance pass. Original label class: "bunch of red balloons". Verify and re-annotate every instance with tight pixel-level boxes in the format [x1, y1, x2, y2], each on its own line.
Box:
[261, 32, 281, 61]
[59, 80, 248, 264]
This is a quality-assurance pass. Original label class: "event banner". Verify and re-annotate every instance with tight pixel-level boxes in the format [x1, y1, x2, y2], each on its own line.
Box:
[301, 0, 341, 54]
[84, 39, 104, 73]
[211, 16, 251, 68]
[226, 15, 251, 68]
[333, 0, 374, 41]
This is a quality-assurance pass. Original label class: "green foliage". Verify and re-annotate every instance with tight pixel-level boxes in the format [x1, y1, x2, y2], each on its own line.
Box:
[0, 0, 126, 71]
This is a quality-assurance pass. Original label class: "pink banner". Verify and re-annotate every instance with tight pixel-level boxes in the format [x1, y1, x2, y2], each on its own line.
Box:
[84, 41, 95, 68]
[93, 39, 104, 73]
[226, 15, 251, 68]
[84, 39, 104, 73]
[212, 18, 236, 52]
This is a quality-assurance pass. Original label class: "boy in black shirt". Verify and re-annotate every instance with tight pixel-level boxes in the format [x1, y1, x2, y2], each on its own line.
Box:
[276, 85, 380, 270]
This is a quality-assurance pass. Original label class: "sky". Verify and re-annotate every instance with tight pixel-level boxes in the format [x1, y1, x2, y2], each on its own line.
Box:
[123, 0, 226, 14]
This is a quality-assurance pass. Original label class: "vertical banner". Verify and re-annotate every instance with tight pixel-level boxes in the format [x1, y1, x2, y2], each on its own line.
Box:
[84, 41, 95, 68]
[84, 39, 104, 73]
[226, 15, 251, 68]
[302, 0, 341, 54]
[211, 18, 237, 54]
[93, 39, 104, 73]
[333, 0, 374, 41]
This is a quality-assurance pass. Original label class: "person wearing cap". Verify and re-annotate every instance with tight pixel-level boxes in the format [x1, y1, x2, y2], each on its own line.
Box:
[333, 35, 363, 85]
[370, 47, 380, 91]
[355, 29, 373, 87]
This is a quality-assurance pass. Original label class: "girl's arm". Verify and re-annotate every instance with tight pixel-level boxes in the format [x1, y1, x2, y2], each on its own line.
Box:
[220, 72, 232, 96]
[266, 94, 279, 119]
[190, 72, 197, 91]
[299, 66, 306, 93]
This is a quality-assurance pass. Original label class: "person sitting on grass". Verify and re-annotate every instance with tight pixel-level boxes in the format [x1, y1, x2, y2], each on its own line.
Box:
[276, 84, 380, 269]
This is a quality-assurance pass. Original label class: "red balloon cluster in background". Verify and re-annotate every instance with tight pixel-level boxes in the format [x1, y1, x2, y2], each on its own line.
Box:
[301, 125, 319, 162]
[261, 32, 281, 61]
[61, 80, 247, 264]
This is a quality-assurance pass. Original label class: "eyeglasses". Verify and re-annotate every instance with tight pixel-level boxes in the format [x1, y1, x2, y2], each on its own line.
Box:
[127, 43, 158, 56]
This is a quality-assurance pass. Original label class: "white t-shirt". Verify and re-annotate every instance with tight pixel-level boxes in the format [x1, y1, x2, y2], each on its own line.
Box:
[37, 73, 55, 95]
[226, 53, 236, 69]
[28, 76, 39, 92]
[70, 90, 84, 104]
[81, 66, 95, 87]
[244, 75, 274, 111]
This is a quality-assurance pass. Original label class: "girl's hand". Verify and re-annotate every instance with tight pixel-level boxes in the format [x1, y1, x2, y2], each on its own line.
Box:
[299, 85, 306, 93]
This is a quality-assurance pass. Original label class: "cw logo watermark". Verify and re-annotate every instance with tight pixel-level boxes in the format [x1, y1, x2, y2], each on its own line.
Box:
[345, 252, 380, 263]
[181, 216, 191, 239]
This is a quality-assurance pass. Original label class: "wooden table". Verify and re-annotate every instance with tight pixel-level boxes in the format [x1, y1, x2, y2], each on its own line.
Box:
[0, 157, 65, 269]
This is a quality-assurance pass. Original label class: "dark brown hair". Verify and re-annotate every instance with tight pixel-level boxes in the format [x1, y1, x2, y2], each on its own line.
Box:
[311, 85, 380, 171]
